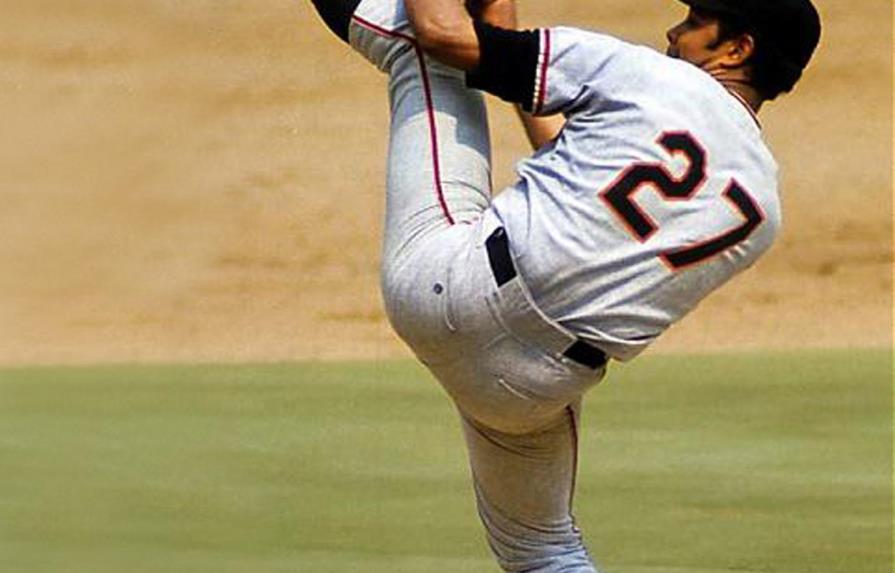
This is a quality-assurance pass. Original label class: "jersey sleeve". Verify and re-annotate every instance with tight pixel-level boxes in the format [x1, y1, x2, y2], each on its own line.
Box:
[466, 24, 629, 116]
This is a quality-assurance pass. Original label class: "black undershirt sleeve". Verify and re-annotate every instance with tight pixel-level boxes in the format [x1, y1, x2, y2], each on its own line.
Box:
[465, 21, 541, 112]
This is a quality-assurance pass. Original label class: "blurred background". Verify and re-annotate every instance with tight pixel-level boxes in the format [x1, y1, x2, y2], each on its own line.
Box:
[0, 0, 891, 365]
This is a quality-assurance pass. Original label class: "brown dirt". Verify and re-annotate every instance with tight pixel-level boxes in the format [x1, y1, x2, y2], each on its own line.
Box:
[0, 0, 891, 365]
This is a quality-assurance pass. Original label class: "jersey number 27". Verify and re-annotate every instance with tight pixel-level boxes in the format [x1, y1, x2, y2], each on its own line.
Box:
[599, 131, 764, 270]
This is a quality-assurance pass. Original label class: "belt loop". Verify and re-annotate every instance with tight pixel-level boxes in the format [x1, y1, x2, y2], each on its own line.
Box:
[485, 227, 517, 287]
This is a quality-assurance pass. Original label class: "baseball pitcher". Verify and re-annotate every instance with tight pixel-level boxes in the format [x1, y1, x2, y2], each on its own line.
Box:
[308, 0, 821, 570]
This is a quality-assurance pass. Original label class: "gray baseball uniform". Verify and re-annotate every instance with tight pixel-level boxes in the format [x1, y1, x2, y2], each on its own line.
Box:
[331, 0, 780, 570]
[479, 27, 780, 361]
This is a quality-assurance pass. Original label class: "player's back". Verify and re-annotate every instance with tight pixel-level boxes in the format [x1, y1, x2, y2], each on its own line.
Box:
[489, 28, 781, 360]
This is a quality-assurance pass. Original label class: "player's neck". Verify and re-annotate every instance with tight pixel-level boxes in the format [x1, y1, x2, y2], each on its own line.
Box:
[722, 80, 764, 114]
[707, 67, 765, 113]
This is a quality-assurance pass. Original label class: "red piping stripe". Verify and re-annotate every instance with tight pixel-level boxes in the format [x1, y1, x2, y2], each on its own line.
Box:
[535, 28, 552, 114]
[350, 16, 456, 226]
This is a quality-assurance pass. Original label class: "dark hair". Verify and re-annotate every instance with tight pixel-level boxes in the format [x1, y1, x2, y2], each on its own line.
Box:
[703, 8, 804, 100]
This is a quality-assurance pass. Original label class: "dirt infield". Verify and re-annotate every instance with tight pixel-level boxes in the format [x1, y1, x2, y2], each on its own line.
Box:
[0, 1, 891, 365]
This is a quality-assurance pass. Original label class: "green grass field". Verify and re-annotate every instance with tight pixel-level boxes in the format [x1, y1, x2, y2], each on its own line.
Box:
[0, 349, 891, 573]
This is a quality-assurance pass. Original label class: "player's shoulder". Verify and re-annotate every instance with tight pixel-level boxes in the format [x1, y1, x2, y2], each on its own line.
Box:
[549, 26, 778, 169]
[549, 26, 654, 64]
[549, 26, 717, 91]
[550, 27, 677, 61]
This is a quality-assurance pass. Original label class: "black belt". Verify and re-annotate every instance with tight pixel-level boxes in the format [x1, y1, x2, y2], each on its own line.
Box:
[485, 227, 608, 370]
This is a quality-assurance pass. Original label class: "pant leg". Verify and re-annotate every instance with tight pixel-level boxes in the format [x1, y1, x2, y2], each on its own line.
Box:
[373, 31, 493, 355]
[378, 27, 492, 273]
[460, 400, 600, 573]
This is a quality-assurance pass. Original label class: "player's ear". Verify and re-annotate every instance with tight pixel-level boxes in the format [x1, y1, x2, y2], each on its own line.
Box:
[722, 33, 756, 67]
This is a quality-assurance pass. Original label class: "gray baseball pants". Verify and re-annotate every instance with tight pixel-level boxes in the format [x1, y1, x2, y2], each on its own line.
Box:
[349, 4, 606, 570]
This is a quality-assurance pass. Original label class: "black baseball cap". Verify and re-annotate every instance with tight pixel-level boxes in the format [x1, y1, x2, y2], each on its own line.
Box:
[678, 0, 821, 70]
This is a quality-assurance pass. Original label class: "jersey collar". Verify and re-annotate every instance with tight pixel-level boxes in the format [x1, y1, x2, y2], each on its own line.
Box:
[726, 88, 762, 130]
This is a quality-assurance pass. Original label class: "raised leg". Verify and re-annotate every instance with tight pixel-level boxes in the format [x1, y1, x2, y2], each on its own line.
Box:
[311, 0, 493, 322]
[381, 44, 492, 270]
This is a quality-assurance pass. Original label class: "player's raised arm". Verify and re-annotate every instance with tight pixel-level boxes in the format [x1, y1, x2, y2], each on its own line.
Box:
[407, 0, 562, 149]
[468, 0, 565, 149]
[404, 0, 481, 70]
